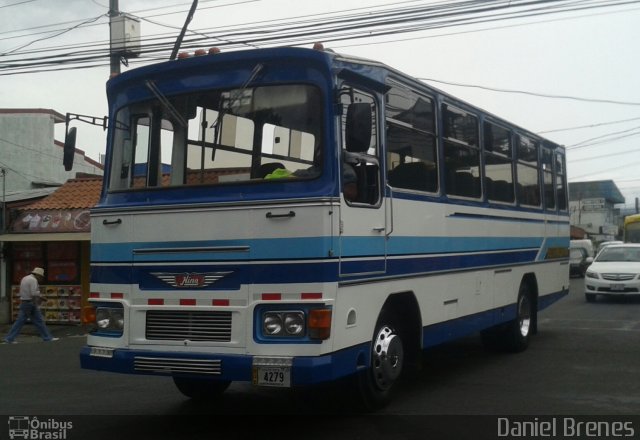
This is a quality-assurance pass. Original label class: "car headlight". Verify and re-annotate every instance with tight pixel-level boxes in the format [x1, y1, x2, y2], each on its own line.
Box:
[585, 271, 599, 279]
[262, 311, 305, 337]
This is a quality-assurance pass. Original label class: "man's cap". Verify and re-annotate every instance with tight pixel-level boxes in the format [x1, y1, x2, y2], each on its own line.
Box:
[31, 267, 45, 277]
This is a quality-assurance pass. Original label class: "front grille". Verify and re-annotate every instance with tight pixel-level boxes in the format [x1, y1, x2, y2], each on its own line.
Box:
[134, 356, 222, 375]
[146, 310, 232, 342]
[602, 273, 635, 281]
[597, 287, 639, 293]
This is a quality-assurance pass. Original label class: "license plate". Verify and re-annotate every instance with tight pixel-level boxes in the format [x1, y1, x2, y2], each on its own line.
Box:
[252, 366, 291, 387]
[610, 283, 625, 291]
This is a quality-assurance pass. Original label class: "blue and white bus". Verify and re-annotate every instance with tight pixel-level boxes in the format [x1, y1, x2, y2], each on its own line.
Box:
[73, 45, 569, 409]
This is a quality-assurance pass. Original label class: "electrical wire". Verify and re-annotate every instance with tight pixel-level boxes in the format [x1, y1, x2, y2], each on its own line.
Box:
[2, 0, 638, 76]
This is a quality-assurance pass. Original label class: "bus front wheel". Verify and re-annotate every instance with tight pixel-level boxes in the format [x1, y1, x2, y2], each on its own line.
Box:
[173, 376, 231, 400]
[355, 311, 405, 410]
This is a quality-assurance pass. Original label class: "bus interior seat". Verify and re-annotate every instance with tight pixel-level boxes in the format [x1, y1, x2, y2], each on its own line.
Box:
[388, 162, 437, 192]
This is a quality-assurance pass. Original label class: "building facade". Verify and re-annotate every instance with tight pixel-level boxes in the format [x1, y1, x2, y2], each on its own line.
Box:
[0, 108, 103, 324]
[569, 180, 625, 243]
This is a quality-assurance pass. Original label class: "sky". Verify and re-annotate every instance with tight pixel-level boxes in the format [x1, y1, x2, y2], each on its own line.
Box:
[1, 0, 639, 208]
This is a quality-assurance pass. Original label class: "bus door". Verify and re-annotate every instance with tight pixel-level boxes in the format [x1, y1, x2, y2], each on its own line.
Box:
[338, 93, 388, 276]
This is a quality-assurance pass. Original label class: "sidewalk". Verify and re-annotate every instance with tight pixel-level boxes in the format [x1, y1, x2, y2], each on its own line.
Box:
[1, 323, 88, 343]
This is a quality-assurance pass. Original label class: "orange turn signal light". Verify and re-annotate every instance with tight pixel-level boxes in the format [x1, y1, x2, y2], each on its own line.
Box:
[308, 308, 332, 340]
[82, 305, 96, 324]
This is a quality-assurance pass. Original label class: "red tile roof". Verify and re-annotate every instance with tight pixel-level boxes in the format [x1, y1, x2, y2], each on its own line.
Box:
[25, 178, 103, 210]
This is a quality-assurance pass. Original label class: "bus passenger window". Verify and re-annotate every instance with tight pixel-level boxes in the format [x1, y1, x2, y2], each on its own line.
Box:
[443, 104, 480, 199]
[556, 153, 567, 210]
[516, 135, 541, 207]
[542, 146, 555, 210]
[484, 122, 514, 203]
[386, 84, 438, 193]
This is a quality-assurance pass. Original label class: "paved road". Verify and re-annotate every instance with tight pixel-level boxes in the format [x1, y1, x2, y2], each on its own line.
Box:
[1, 278, 639, 437]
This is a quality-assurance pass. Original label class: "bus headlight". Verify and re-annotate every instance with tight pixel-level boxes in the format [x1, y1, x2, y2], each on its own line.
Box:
[262, 311, 305, 337]
[284, 313, 305, 336]
[263, 313, 284, 335]
[93, 305, 125, 335]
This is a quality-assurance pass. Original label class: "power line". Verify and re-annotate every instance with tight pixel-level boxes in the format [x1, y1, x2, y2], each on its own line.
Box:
[566, 126, 640, 149]
[2, 0, 639, 76]
[419, 78, 640, 106]
[1, 14, 107, 56]
[538, 116, 640, 134]
[0, 0, 36, 9]
[569, 147, 640, 163]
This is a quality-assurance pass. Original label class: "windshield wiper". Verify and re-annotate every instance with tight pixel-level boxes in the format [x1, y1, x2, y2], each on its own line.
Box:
[145, 80, 188, 128]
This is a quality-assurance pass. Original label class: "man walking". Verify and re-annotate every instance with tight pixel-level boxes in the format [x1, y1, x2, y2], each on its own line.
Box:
[3, 267, 59, 343]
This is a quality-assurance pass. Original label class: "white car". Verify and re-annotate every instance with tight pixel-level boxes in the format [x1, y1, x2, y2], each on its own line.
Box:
[585, 244, 640, 302]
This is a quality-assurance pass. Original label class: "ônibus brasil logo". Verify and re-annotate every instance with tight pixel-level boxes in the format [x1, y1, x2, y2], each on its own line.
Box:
[8, 416, 73, 440]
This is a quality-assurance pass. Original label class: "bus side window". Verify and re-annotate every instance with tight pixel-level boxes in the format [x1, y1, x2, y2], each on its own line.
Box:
[443, 104, 481, 199]
[555, 152, 567, 210]
[516, 135, 541, 207]
[542, 145, 555, 210]
[484, 121, 514, 203]
[385, 83, 438, 194]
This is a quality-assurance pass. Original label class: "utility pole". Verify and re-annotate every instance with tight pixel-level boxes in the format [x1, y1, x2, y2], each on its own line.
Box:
[109, 0, 120, 77]
[1, 168, 6, 234]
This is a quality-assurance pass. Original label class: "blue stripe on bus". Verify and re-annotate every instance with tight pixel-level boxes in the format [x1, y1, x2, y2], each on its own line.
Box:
[92, 236, 549, 263]
[90, 248, 541, 286]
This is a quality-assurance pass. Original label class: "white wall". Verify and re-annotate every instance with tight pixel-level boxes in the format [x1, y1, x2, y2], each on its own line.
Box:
[0, 112, 103, 192]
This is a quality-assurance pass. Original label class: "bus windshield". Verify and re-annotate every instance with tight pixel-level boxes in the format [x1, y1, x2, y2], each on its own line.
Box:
[108, 83, 323, 191]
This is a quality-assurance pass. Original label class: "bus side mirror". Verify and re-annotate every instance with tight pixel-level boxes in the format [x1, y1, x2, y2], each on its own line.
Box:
[63, 127, 77, 171]
[345, 102, 372, 153]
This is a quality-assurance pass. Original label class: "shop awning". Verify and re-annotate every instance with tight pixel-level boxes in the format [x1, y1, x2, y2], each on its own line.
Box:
[0, 232, 91, 242]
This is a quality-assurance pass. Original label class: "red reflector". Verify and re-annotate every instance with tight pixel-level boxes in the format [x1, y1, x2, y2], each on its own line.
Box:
[111, 293, 124, 299]
[212, 299, 230, 306]
[262, 293, 281, 301]
[301, 293, 322, 300]
[180, 299, 196, 306]
[148, 299, 164, 305]
[89, 292, 100, 298]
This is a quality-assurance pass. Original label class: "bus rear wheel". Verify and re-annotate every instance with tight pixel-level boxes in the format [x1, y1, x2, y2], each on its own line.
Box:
[173, 376, 231, 400]
[355, 311, 405, 410]
[482, 283, 533, 353]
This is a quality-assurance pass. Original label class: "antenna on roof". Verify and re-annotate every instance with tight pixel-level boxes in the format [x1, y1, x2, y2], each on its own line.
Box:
[170, 0, 199, 61]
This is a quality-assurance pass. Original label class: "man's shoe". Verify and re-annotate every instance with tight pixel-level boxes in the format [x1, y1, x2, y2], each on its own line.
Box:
[2, 339, 17, 344]
[45, 338, 60, 342]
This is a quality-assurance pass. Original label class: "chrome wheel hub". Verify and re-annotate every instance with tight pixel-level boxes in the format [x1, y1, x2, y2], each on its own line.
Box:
[371, 325, 403, 391]
[518, 295, 531, 337]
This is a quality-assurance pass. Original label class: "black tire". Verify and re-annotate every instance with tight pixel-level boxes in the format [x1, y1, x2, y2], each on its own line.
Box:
[355, 310, 405, 411]
[585, 293, 597, 302]
[173, 376, 231, 400]
[482, 282, 533, 353]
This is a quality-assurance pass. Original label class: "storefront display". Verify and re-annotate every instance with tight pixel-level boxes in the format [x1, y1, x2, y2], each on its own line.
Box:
[11, 285, 82, 323]
[10, 242, 82, 324]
